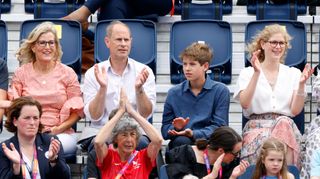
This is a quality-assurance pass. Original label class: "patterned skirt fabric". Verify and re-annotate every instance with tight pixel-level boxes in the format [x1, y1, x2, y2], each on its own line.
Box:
[300, 116, 320, 179]
[241, 113, 302, 168]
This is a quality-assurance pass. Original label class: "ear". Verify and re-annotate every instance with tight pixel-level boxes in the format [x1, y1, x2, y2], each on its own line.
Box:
[217, 147, 224, 154]
[31, 44, 36, 53]
[13, 118, 18, 127]
[260, 40, 266, 50]
[105, 36, 110, 48]
[203, 62, 209, 71]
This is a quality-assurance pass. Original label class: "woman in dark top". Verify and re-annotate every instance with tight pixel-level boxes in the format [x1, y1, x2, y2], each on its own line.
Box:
[166, 126, 249, 179]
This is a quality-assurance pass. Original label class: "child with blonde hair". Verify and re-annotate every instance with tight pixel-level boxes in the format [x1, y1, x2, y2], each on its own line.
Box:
[252, 138, 295, 179]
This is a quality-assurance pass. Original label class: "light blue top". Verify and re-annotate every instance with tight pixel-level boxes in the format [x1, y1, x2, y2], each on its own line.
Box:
[311, 149, 320, 177]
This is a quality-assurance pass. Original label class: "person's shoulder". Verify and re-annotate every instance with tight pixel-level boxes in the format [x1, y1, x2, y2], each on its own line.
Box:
[168, 81, 185, 93]
[129, 58, 154, 73]
[287, 171, 295, 179]
[207, 78, 229, 92]
[281, 64, 300, 73]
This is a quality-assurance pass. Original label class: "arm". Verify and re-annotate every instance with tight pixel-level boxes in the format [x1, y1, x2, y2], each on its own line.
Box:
[239, 50, 261, 109]
[83, 64, 107, 121]
[126, 100, 163, 161]
[291, 64, 313, 116]
[51, 112, 80, 134]
[94, 104, 125, 163]
[135, 67, 155, 118]
[161, 91, 176, 140]
[192, 87, 230, 139]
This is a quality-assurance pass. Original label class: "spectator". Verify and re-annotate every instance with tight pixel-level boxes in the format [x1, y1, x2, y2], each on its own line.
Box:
[301, 72, 320, 178]
[166, 126, 249, 179]
[0, 59, 8, 133]
[0, 97, 70, 179]
[162, 42, 230, 150]
[234, 24, 313, 167]
[63, 0, 172, 22]
[94, 89, 162, 178]
[252, 138, 295, 179]
[0, 21, 84, 156]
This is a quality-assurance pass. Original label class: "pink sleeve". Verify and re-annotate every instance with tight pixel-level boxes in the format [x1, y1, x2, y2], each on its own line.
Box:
[59, 68, 84, 123]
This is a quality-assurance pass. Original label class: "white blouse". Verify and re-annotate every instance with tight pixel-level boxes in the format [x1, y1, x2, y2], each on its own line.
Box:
[233, 64, 302, 117]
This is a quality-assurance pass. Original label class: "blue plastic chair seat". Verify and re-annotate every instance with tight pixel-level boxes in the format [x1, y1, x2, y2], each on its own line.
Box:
[0, 20, 7, 62]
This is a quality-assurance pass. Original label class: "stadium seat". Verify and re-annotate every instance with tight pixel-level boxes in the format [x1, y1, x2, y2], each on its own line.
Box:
[174, 0, 232, 20]
[0, 0, 10, 17]
[25, 0, 84, 18]
[247, 0, 306, 20]
[94, 19, 157, 76]
[0, 20, 7, 62]
[20, 19, 82, 82]
[245, 20, 306, 71]
[170, 20, 232, 84]
[237, 165, 300, 179]
[243, 20, 306, 134]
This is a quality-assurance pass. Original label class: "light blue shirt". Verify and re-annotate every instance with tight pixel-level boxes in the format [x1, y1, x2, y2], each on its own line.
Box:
[311, 149, 320, 177]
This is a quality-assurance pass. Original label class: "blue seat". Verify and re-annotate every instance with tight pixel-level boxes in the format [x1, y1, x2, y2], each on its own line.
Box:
[25, 0, 84, 18]
[0, 0, 10, 16]
[0, 20, 7, 62]
[237, 165, 300, 179]
[245, 20, 306, 71]
[170, 20, 232, 84]
[94, 19, 157, 76]
[247, 0, 306, 20]
[243, 20, 306, 134]
[20, 19, 82, 82]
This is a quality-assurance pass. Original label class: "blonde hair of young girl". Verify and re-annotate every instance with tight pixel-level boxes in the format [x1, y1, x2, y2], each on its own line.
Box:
[252, 138, 290, 179]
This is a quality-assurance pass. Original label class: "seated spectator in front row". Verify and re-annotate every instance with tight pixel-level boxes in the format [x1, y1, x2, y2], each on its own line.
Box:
[0, 21, 84, 157]
[0, 97, 70, 179]
[94, 89, 162, 179]
[166, 126, 249, 179]
[162, 42, 230, 150]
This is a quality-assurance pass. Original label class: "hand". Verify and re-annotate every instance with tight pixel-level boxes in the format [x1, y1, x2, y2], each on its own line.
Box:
[172, 117, 190, 130]
[300, 63, 314, 84]
[135, 68, 149, 92]
[167, 128, 193, 137]
[250, 50, 261, 73]
[48, 138, 61, 162]
[94, 64, 107, 88]
[119, 88, 128, 111]
[230, 160, 250, 178]
[2, 143, 20, 164]
[211, 153, 225, 178]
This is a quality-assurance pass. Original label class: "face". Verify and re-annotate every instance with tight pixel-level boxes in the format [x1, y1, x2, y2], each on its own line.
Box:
[223, 142, 242, 164]
[263, 150, 284, 176]
[105, 24, 132, 60]
[13, 105, 40, 138]
[182, 57, 208, 82]
[32, 32, 57, 62]
[261, 32, 286, 61]
[115, 129, 138, 155]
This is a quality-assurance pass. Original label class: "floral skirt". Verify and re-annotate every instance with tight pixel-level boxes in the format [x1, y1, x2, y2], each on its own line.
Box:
[241, 113, 302, 168]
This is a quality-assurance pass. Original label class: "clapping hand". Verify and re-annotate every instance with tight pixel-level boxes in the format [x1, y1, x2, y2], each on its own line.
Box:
[172, 117, 190, 130]
[250, 50, 261, 73]
[135, 68, 149, 91]
[300, 63, 314, 84]
[2, 142, 20, 164]
[94, 64, 107, 88]
[48, 138, 60, 162]
[210, 153, 225, 179]
[230, 160, 250, 178]
[168, 128, 193, 138]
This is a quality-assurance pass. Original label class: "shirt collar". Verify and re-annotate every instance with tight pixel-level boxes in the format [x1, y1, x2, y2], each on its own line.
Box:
[105, 57, 133, 75]
[183, 75, 215, 92]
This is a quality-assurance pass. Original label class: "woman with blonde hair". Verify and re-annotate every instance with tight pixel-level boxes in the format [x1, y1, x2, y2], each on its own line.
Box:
[234, 24, 313, 167]
[0, 21, 84, 156]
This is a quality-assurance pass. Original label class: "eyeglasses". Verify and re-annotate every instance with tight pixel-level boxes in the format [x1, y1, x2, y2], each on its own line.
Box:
[267, 41, 287, 48]
[37, 40, 56, 47]
[229, 150, 241, 158]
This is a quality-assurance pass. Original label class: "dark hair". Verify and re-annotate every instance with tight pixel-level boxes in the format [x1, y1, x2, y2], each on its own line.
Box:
[196, 126, 242, 152]
[5, 96, 43, 133]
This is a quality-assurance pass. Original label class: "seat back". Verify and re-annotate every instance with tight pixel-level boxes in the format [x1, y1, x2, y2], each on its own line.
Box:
[237, 165, 300, 179]
[175, 0, 232, 20]
[245, 20, 306, 71]
[0, 0, 10, 17]
[247, 0, 306, 20]
[94, 19, 157, 76]
[25, 0, 84, 18]
[170, 20, 232, 84]
[0, 20, 7, 62]
[20, 19, 82, 81]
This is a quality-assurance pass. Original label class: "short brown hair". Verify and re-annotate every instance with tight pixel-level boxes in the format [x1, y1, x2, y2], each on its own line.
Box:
[179, 42, 213, 65]
[5, 96, 43, 133]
